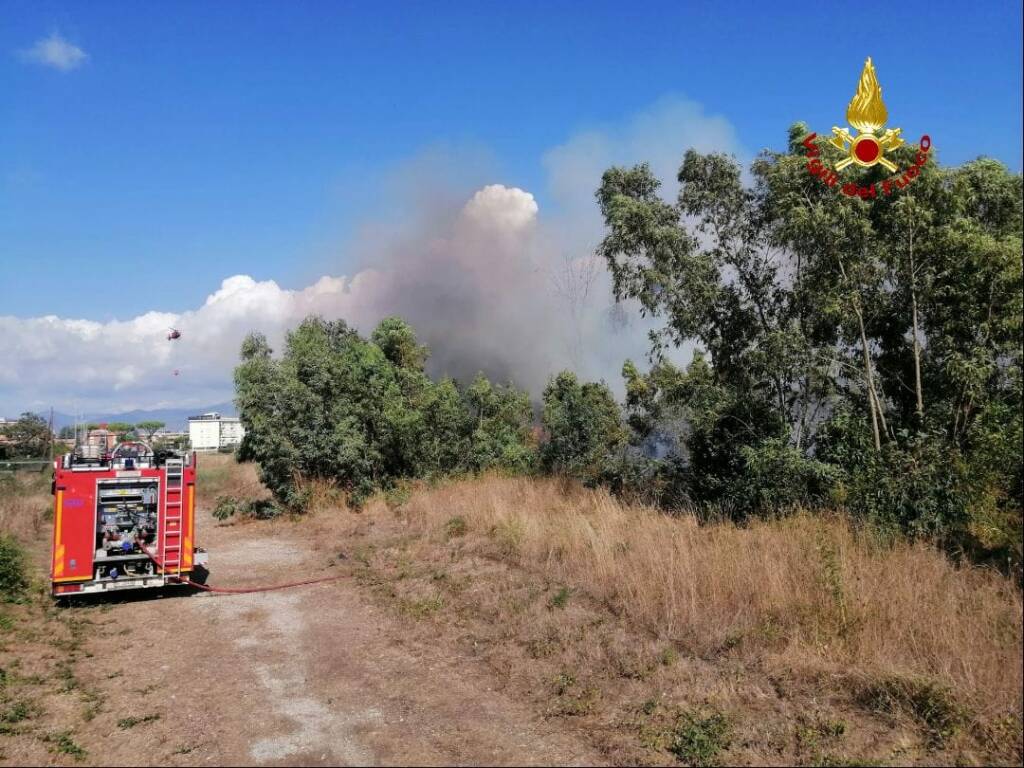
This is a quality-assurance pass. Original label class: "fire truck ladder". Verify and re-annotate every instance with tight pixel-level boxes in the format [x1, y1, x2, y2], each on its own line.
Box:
[160, 458, 184, 579]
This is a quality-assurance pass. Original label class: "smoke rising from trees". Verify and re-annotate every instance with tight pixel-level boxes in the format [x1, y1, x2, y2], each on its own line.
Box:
[333, 182, 648, 396]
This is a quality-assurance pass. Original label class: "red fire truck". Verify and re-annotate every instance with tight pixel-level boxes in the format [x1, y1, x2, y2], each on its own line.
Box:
[50, 442, 207, 597]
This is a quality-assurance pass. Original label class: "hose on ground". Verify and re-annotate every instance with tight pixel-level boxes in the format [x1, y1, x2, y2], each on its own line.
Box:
[169, 573, 344, 595]
[138, 541, 344, 595]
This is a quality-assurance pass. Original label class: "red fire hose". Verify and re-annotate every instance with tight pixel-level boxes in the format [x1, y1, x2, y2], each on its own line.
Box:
[169, 573, 345, 595]
[138, 542, 344, 595]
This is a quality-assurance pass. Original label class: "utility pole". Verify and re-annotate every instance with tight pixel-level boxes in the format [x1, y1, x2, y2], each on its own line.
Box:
[48, 407, 54, 462]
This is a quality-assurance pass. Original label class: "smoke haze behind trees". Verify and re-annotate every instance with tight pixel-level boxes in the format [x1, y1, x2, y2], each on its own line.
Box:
[335, 180, 642, 396]
[323, 98, 745, 395]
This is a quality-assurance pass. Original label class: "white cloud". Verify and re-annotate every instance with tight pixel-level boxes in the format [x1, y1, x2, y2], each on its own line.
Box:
[21, 32, 88, 72]
[461, 185, 538, 232]
[1, 96, 742, 414]
[0, 274, 364, 414]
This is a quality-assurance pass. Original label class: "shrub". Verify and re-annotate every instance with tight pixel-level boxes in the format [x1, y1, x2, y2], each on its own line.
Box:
[246, 499, 280, 520]
[211, 495, 280, 521]
[730, 438, 838, 514]
[859, 676, 968, 746]
[492, 516, 526, 557]
[541, 371, 625, 482]
[0, 534, 29, 602]
[668, 710, 731, 766]
[211, 496, 241, 521]
[384, 485, 411, 510]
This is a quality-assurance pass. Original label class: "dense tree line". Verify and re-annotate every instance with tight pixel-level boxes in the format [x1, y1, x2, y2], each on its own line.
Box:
[234, 128, 1021, 574]
[234, 316, 537, 508]
[1, 419, 170, 456]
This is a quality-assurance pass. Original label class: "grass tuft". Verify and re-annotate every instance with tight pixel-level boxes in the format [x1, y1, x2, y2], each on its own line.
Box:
[859, 675, 968, 745]
[117, 712, 161, 729]
[444, 515, 468, 539]
[41, 730, 87, 760]
[548, 585, 572, 609]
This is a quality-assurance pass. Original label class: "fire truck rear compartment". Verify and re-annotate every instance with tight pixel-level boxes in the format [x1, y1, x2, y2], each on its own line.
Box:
[94, 478, 159, 582]
[51, 446, 200, 596]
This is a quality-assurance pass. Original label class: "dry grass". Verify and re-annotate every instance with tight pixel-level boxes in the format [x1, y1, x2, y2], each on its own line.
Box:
[198, 454, 344, 519]
[195, 453, 268, 509]
[356, 474, 1022, 727]
[1, 469, 103, 765]
[0, 471, 52, 544]
[270, 465, 1024, 762]
[11, 456, 1015, 763]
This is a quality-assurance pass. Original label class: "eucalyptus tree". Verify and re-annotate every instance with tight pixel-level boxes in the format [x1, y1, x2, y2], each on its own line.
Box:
[597, 126, 1022, 559]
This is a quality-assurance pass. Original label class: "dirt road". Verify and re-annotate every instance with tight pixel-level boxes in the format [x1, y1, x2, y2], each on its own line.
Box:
[9, 505, 602, 767]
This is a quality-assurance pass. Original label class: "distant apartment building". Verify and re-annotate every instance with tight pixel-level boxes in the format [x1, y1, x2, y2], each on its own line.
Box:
[188, 412, 245, 452]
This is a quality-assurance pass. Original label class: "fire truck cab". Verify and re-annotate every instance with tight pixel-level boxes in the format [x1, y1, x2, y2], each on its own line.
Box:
[50, 442, 207, 597]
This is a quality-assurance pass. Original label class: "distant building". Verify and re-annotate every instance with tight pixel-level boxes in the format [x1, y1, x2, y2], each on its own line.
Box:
[154, 429, 189, 440]
[187, 412, 245, 452]
[87, 429, 118, 452]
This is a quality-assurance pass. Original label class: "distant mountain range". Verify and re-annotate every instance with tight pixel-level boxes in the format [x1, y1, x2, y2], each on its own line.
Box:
[44, 403, 237, 432]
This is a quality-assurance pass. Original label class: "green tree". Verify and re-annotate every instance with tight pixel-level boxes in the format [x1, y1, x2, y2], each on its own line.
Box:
[371, 316, 429, 371]
[135, 420, 166, 443]
[0, 413, 51, 458]
[597, 127, 1022, 561]
[464, 374, 536, 473]
[541, 371, 625, 482]
[106, 422, 136, 441]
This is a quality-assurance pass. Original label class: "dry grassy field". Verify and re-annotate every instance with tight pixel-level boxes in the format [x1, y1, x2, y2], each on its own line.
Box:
[238, 456, 1019, 765]
[347, 473, 1023, 720]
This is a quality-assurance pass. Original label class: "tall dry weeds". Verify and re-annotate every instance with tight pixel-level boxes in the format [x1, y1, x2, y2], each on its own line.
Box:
[0, 470, 52, 543]
[365, 473, 1023, 721]
[196, 453, 268, 508]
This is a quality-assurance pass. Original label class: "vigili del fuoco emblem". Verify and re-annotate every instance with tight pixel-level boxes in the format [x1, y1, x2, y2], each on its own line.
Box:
[803, 57, 931, 198]
[830, 57, 903, 171]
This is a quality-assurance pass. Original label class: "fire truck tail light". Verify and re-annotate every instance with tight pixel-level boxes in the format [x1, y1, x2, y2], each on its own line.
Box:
[55, 584, 82, 594]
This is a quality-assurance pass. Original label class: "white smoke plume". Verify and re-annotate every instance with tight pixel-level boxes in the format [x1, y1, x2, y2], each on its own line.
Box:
[0, 97, 742, 414]
[338, 182, 640, 392]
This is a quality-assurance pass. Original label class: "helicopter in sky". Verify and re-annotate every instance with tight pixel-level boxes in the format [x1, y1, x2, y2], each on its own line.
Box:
[168, 329, 182, 377]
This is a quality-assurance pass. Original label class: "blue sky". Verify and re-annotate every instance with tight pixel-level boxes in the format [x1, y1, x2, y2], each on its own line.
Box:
[3, 1, 1021, 320]
[1, 1, 1021, 414]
